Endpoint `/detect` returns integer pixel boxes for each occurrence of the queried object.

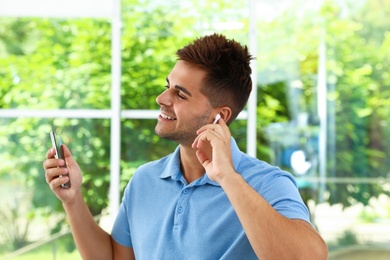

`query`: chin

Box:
[155,128,174,140]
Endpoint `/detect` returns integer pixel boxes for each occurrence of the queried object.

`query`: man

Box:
[44,33,328,259]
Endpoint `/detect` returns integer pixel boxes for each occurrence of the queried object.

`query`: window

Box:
[1,0,389,258]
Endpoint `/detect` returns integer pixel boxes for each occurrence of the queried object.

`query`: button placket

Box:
[173,186,194,229]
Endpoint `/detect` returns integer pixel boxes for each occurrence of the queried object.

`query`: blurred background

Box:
[0,0,389,259]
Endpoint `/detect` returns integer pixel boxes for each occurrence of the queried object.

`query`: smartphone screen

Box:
[50,131,71,188]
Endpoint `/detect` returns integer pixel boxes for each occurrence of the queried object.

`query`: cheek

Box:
[178,108,211,127]
[176,98,213,124]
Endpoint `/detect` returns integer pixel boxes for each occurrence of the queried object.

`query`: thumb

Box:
[61,144,76,166]
[195,149,211,168]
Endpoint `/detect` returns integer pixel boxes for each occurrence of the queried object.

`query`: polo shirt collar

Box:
[159,145,182,180]
[159,137,243,186]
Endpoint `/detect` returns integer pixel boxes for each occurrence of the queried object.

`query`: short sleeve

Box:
[260,172,311,223]
[111,185,133,248]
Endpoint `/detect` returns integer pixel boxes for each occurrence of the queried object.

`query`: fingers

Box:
[46,147,56,159]
[192,129,219,149]
[43,144,74,171]
[193,118,230,150]
[47,170,70,188]
[45,164,69,184]
[43,147,68,186]
[44,147,65,170]
[61,144,77,167]
[62,144,72,158]
[197,116,227,134]
[195,149,211,168]
[43,155,66,170]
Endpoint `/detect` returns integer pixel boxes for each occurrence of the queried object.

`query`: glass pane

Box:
[120,0,249,109]
[259,0,390,257]
[0,18,111,109]
[315,185,390,260]
[0,118,110,256]
[2,0,388,258]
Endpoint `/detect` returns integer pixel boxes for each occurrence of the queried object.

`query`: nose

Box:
[156,89,172,107]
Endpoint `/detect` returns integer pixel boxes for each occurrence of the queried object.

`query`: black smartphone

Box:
[49,131,71,189]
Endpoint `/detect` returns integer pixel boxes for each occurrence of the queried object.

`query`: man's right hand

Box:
[43,144,83,204]
[44,144,119,259]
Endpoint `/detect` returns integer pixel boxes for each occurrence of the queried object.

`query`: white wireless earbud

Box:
[213,114,221,124]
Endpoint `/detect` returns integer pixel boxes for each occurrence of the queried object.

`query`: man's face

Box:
[155,60,214,146]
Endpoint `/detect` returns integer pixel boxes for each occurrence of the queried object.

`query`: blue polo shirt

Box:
[111,138,311,259]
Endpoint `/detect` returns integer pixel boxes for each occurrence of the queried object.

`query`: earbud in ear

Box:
[213,113,221,124]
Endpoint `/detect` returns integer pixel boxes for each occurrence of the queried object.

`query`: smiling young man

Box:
[43,33,328,259]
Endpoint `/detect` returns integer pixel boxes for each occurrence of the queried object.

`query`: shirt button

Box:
[178,207,183,213]
[183,189,189,194]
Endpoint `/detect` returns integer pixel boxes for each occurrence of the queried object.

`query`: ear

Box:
[219,106,232,124]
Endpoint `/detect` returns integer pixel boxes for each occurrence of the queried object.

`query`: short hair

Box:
[176,33,254,124]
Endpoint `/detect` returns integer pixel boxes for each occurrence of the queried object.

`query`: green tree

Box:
[253,0,390,208]
[0,0,250,251]
[2,0,389,253]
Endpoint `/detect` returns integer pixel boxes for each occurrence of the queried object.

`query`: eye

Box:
[177,92,186,100]
[164,85,186,100]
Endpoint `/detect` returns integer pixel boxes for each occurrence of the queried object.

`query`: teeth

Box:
[161,113,176,120]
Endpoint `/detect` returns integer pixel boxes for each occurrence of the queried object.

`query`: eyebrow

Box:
[166,77,192,97]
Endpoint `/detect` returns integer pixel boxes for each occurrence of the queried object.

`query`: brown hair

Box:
[176,33,254,124]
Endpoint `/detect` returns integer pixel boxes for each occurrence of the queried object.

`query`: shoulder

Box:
[237,154,310,221]
[237,152,298,189]
[230,138,292,181]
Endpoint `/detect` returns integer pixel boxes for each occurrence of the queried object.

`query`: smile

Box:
[160,113,177,120]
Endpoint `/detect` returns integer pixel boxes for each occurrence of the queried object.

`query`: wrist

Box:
[62,190,84,210]
[215,169,239,186]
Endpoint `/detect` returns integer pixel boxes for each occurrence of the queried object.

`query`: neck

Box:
[179,145,205,184]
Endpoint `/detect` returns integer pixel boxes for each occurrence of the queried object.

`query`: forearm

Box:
[219,172,328,260]
[63,193,113,260]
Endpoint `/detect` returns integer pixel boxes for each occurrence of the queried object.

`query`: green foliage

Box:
[0,193,31,250]
[254,0,390,207]
[1,0,390,253]
[322,0,390,206]
[0,1,250,249]
[0,233,80,260]
[0,18,112,110]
